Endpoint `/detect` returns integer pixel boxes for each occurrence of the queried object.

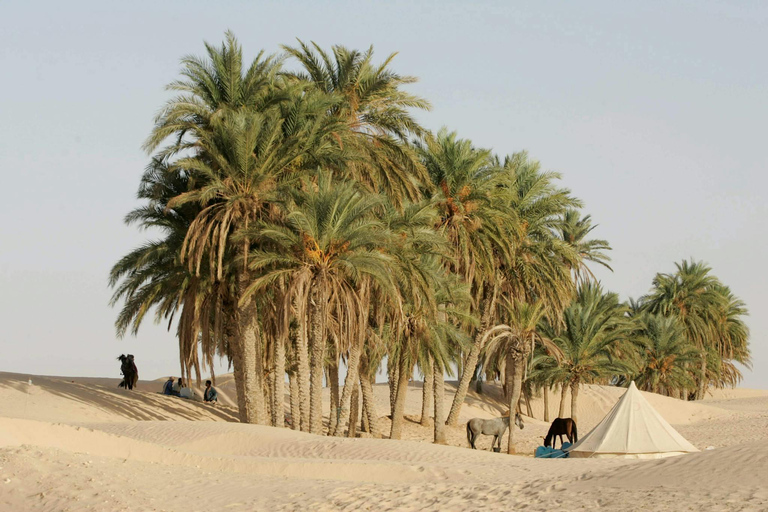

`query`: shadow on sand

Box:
[0,372,239,423]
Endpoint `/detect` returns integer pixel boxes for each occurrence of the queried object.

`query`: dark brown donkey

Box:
[544,418,578,449]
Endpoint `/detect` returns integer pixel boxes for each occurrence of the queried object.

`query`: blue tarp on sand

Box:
[535,442,572,459]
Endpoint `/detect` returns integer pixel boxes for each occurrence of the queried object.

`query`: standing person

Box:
[204,380,218,404]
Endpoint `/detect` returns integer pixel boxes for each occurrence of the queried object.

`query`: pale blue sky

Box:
[1,1,765,388]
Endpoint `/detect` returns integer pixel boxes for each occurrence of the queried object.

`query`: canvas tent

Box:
[568,382,699,459]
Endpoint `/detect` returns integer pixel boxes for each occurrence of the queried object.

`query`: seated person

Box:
[163,377,176,396]
[172,378,183,396]
[204,380,218,403]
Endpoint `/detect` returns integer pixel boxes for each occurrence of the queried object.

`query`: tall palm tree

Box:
[244,172,400,434]
[116,33,347,424]
[488,152,581,441]
[535,282,631,425]
[162,94,344,424]
[283,41,431,204]
[109,158,236,388]
[415,129,514,426]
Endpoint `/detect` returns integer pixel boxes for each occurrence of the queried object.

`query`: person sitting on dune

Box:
[163,377,177,396]
[204,380,218,404]
[172,377,183,396]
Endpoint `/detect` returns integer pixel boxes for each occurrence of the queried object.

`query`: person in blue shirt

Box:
[204,380,218,403]
[162,377,175,396]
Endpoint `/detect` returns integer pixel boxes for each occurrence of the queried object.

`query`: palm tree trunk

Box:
[296,310,311,433]
[420,357,434,426]
[523,385,534,418]
[348,383,360,438]
[388,355,399,418]
[558,384,568,418]
[696,353,707,400]
[272,335,286,428]
[359,355,380,437]
[328,362,340,434]
[289,369,300,430]
[543,385,550,422]
[308,282,328,435]
[236,271,266,424]
[360,400,369,433]
[433,364,447,444]
[265,368,273,423]
[446,282,497,426]
[332,338,362,436]
[230,338,247,422]
[506,354,524,454]
[390,349,412,440]
[570,381,580,425]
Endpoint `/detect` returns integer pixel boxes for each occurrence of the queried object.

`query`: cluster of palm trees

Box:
[528,260,750,429]
[110,33,749,454]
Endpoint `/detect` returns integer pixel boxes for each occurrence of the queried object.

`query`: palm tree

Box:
[283,41,431,204]
[389,263,473,439]
[641,260,726,399]
[244,172,399,434]
[482,299,559,453]
[710,284,751,387]
[535,282,631,425]
[629,312,699,395]
[486,152,581,442]
[558,209,612,282]
[110,157,241,388]
[415,129,514,426]
[497,152,581,315]
[144,31,285,161]
[116,33,348,424]
[162,94,344,424]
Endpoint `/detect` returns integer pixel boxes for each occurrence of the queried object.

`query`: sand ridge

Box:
[0,371,766,511]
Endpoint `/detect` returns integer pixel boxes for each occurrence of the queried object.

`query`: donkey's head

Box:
[514,411,525,430]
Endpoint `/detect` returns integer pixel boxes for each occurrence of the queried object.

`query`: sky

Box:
[0,1,765,388]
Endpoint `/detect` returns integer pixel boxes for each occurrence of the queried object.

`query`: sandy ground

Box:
[0,371,766,511]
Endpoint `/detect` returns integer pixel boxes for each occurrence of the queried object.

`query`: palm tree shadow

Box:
[0,373,239,423]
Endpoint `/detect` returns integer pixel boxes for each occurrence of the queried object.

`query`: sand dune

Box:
[1,371,766,511]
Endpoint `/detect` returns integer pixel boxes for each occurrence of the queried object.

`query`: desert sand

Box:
[1,371,766,511]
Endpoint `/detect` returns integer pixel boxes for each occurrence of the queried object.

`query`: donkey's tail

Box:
[466,422,472,447]
[572,421,578,443]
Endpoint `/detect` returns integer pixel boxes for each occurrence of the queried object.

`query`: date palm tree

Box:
[487,152,581,440]
[144,31,286,161]
[629,312,700,395]
[641,260,726,399]
[283,41,431,204]
[558,209,612,283]
[161,94,344,424]
[244,172,400,434]
[415,128,514,426]
[536,282,631,425]
[109,158,237,389]
[481,299,559,453]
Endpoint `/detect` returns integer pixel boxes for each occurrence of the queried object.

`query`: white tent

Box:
[568,382,699,459]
